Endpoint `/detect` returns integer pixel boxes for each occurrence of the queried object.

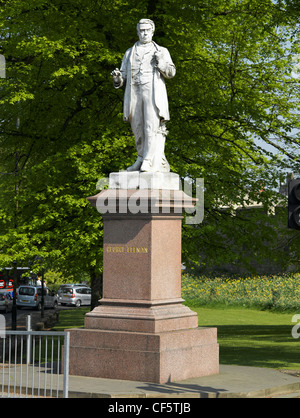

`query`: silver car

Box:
[17,286,58,310]
[0,291,13,313]
[59,286,91,307]
[57,284,88,301]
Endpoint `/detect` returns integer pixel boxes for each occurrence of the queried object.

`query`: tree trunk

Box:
[90,268,102,311]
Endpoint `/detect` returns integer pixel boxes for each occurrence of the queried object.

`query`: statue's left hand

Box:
[154,51,164,66]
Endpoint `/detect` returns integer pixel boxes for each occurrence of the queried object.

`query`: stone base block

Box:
[67,327,219,384]
[85,299,199,333]
[109,171,180,190]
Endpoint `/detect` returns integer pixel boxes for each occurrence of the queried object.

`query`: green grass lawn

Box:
[53,305,300,370]
[192,305,300,370]
[52,307,89,331]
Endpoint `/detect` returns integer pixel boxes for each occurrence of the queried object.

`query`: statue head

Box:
[137,19,155,44]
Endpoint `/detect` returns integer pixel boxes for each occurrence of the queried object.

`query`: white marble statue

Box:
[111,19,176,172]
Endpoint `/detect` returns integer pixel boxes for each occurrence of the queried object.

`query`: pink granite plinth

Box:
[67,186,219,383]
[67,327,219,384]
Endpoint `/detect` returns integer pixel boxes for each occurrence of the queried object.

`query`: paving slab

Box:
[66,365,300,398]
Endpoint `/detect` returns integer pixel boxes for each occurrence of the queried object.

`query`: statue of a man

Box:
[111,19,176,173]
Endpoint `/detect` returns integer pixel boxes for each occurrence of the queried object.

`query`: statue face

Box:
[137,23,154,44]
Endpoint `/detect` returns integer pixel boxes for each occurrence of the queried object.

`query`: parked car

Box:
[57,284,88,302]
[58,286,91,307]
[0,291,13,313]
[16,286,58,310]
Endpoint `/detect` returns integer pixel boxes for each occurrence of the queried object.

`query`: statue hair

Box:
[137,19,155,33]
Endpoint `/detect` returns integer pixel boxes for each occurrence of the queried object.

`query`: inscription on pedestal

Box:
[106,245,149,254]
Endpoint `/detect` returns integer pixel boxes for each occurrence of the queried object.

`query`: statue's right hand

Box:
[111,68,121,78]
[111,68,123,88]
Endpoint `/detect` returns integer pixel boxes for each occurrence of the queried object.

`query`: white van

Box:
[17,286,58,310]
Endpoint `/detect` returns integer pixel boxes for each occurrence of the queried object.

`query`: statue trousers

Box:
[129,81,161,164]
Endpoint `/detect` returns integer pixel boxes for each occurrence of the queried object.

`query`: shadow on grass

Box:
[215,325,300,369]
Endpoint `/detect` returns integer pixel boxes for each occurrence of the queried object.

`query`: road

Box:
[0,305,75,330]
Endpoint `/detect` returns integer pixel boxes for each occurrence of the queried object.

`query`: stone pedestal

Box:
[67,172,219,383]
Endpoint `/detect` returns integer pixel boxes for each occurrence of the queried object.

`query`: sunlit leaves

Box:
[0,0,300,277]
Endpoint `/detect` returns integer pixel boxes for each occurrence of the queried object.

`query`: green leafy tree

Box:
[0,0,299,297]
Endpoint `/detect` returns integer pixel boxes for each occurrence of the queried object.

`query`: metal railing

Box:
[1,329,69,398]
